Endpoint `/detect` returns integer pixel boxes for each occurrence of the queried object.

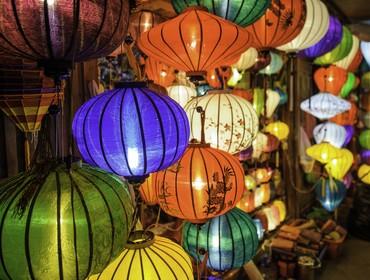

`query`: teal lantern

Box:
[259,52,284,75]
[314,26,353,65]
[359,130,370,149]
[315,178,346,212]
[340,72,356,98]
[182,208,258,271]
[0,162,134,280]
[171,0,270,27]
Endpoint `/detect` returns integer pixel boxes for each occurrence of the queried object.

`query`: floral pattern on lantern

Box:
[315,178,346,212]
[313,122,347,148]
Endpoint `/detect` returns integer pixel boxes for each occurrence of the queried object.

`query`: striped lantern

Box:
[334,35,360,70]
[259,52,284,75]
[90,231,193,280]
[232,48,259,71]
[0,162,134,280]
[128,10,165,42]
[182,208,258,271]
[167,84,197,108]
[315,178,346,212]
[314,65,348,96]
[139,174,158,206]
[145,56,177,88]
[313,122,347,148]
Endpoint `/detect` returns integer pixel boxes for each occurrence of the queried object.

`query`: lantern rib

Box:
[169,161,187,218]
[198,148,212,216]
[195,9,203,71]
[189,147,199,219]
[43,0,55,59]
[110,248,130,279]
[178,14,197,72]
[229,211,246,263]
[0,34,34,60]
[138,249,145,279]
[55,173,64,279]
[224,94,234,152]
[224,214,236,269]
[146,247,178,278]
[125,249,137,279]
[142,248,161,279]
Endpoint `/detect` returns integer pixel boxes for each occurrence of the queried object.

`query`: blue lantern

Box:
[73,82,190,180]
[315,178,346,212]
[253,218,265,240]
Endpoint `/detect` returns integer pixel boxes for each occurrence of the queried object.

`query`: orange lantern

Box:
[245,0,306,50]
[250,167,273,184]
[206,66,232,88]
[348,49,363,72]
[145,56,176,88]
[236,190,255,213]
[260,183,271,204]
[314,65,348,95]
[138,7,252,75]
[330,102,358,125]
[139,174,158,206]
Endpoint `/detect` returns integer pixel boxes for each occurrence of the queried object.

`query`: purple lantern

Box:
[239,146,253,161]
[343,125,355,147]
[299,16,343,59]
[361,150,370,165]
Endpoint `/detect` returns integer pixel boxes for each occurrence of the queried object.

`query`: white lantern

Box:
[184,90,259,154]
[277,0,329,53]
[313,122,347,148]
[335,35,360,70]
[259,52,283,75]
[167,84,197,108]
[300,93,351,119]
[361,41,370,66]
[252,132,268,159]
[232,47,258,71]
[266,89,281,118]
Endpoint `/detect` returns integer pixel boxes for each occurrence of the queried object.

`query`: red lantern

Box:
[314,65,348,95]
[330,102,358,125]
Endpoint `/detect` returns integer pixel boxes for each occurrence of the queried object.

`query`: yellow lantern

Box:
[260,183,271,203]
[254,187,264,208]
[306,143,341,164]
[250,167,273,184]
[265,121,290,141]
[273,200,287,222]
[358,164,370,184]
[324,148,354,180]
[245,175,257,191]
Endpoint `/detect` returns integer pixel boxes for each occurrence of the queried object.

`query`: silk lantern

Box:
[184,90,259,154]
[171,0,270,27]
[314,26,353,65]
[260,183,272,204]
[359,130,370,149]
[340,72,356,98]
[265,121,290,141]
[128,10,165,42]
[299,16,343,59]
[329,102,358,126]
[138,7,252,74]
[155,142,245,223]
[277,0,329,53]
[265,89,281,118]
[89,231,193,280]
[315,178,346,212]
[324,148,354,180]
[72,82,190,180]
[334,35,360,70]
[313,122,347,148]
[139,174,158,206]
[236,190,255,213]
[145,56,177,88]
[245,0,306,50]
[252,132,269,159]
[343,125,355,146]
[314,65,348,95]
[167,84,197,108]
[358,164,370,184]
[182,208,258,271]
[227,68,244,87]
[300,93,351,119]
[348,49,363,72]
[259,52,284,75]
[233,48,259,71]
[361,41,370,67]
[0,162,134,280]
[306,143,341,164]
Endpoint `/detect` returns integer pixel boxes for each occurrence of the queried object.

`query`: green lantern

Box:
[359,130,370,149]
[182,208,258,271]
[253,88,265,117]
[171,0,270,27]
[340,72,356,98]
[314,26,353,65]
[0,162,134,280]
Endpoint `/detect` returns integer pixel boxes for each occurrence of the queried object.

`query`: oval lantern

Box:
[340,72,356,98]
[313,122,347,148]
[324,148,354,180]
[236,190,255,213]
[245,0,306,50]
[361,150,370,165]
[138,7,252,74]
[277,0,329,53]
[273,200,287,222]
[155,142,245,223]
[233,48,259,71]
[300,93,351,119]
[260,183,271,204]
[259,52,284,75]
[361,41,370,67]
[139,174,158,206]
[347,49,363,72]
[184,90,259,154]
[358,164,370,184]
[72,82,190,179]
[299,16,343,59]
[359,130,370,149]
[314,65,348,95]
[334,35,360,70]
[306,142,341,164]
[264,121,290,141]
[343,125,355,146]
[265,89,282,118]
[167,84,197,108]
[0,162,134,280]
[145,56,177,88]
[182,208,258,271]
[315,178,346,212]
[171,0,270,27]
[89,231,193,280]
[314,26,353,65]
[329,102,358,126]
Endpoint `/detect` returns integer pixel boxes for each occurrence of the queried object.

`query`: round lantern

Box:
[139,174,158,206]
[306,143,341,164]
[233,48,259,71]
[236,190,255,213]
[182,208,258,271]
[329,102,358,126]
[361,150,370,165]
[313,122,347,148]
[138,7,252,74]
[155,142,245,223]
[340,72,356,98]
[299,16,342,59]
[264,121,290,141]
[315,178,346,212]
[171,0,270,27]
[0,162,134,280]
[0,0,129,76]
[167,84,197,108]
[359,130,370,149]
[324,148,354,180]
[245,0,306,50]
[90,231,193,280]
[314,26,353,65]
[277,0,329,53]
[259,52,284,75]
[361,41,370,67]
[145,56,177,88]
[253,219,265,240]
[362,72,370,89]
[260,183,271,203]
[300,93,351,119]
[128,10,165,42]
[184,90,259,154]
[72,82,190,179]
[334,35,360,70]
[348,49,363,72]
[273,200,287,222]
[358,164,370,184]
[314,65,348,95]
[343,125,355,146]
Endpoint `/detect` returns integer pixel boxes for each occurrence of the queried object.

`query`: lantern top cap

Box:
[125,230,155,249]
[182,6,209,13]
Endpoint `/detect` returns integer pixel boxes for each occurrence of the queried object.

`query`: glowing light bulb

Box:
[192,177,206,190]
[327,76,334,82]
[160,70,167,77]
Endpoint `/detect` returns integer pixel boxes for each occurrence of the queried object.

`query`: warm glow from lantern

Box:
[265,121,289,141]
[244,175,257,191]
[328,76,334,82]
[160,70,167,77]
[193,177,206,191]
[128,147,140,169]
[306,143,341,164]
[324,148,353,180]
[227,68,243,87]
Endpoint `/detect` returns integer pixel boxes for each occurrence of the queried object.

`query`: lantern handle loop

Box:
[196,106,206,144]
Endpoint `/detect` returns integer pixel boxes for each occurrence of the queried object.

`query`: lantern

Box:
[362,72,370,89]
[359,130,370,149]
[347,49,363,72]
[264,133,280,153]
[253,88,265,117]
[343,125,355,146]
[233,48,259,71]
[334,35,360,70]
[245,0,306,50]
[329,102,358,126]
[207,66,232,88]
[263,207,279,231]
[90,231,193,280]
[250,52,272,72]
[259,52,284,75]
[0,162,134,280]
[236,190,255,213]
[139,174,158,206]
[250,168,273,184]
[260,183,271,204]
[0,0,129,76]
[361,150,370,165]
[315,178,346,212]
[254,187,264,208]
[255,211,268,231]
[313,122,347,148]
[184,90,259,154]
[155,142,245,223]
[227,68,244,87]
[145,56,177,88]
[324,148,354,180]
[244,175,257,191]
[264,121,290,141]
[128,10,165,42]
[167,84,197,108]
[72,82,190,179]
[299,16,342,59]
[358,164,370,184]
[313,65,348,95]
[314,26,353,65]
[306,143,341,164]
[265,89,281,118]
[253,219,265,240]
[277,0,329,53]
[340,72,356,98]
[276,87,288,105]
[182,208,258,271]
[300,93,351,119]
[171,0,270,27]
[138,7,252,74]
[252,132,268,159]
[273,200,287,222]
[361,41,370,67]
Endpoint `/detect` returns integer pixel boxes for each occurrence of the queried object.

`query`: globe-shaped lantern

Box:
[89,231,194,280]
[72,82,190,180]
[184,90,259,154]
[361,41,370,67]
[145,56,177,88]
[324,148,354,180]
[340,72,356,98]
[347,49,363,72]
[232,48,259,72]
[359,130,370,149]
[167,84,197,108]
[245,0,306,50]
[0,162,134,280]
[334,35,360,70]
[259,52,284,75]
[306,142,341,164]
[358,164,370,184]
[329,102,358,126]
[314,65,348,96]
[313,122,347,148]
[277,0,329,53]
[182,208,258,271]
[315,178,346,212]
[299,16,343,59]
[171,0,270,27]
